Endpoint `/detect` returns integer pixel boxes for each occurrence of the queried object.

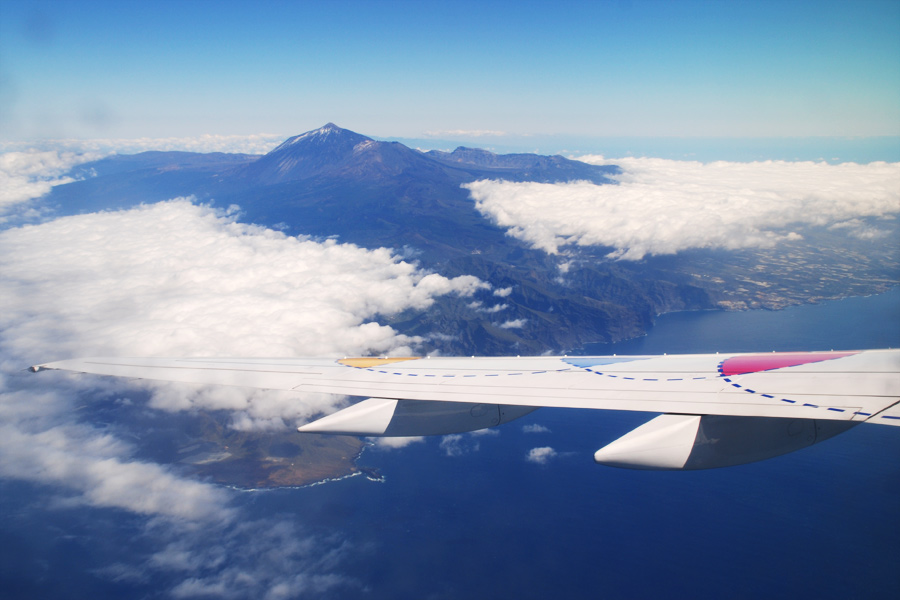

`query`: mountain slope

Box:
[426,146,618,183]
[237,123,617,186]
[43,124,718,354]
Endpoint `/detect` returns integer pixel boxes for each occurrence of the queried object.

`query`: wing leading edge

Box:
[32,350,900,469]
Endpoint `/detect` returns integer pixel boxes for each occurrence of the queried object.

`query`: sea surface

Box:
[253,288,900,599]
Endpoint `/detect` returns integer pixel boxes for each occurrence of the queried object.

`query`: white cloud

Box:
[496,319,527,329]
[0,421,235,522]
[469,427,501,437]
[439,428,498,456]
[368,436,425,449]
[526,446,558,464]
[145,382,341,431]
[493,287,513,298]
[828,218,891,240]
[0,149,99,214]
[1,368,359,595]
[522,424,551,434]
[111,517,356,598]
[468,300,508,314]
[1,199,484,366]
[408,272,488,306]
[0,134,284,217]
[464,158,900,259]
[0,134,284,156]
[439,434,467,456]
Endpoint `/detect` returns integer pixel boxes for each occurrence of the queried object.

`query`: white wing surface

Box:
[33,350,900,469]
[32,350,900,423]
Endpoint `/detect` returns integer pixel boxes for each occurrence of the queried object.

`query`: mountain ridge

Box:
[236,123,618,186]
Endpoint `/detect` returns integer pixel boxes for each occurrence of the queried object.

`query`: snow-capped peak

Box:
[284,123,342,146]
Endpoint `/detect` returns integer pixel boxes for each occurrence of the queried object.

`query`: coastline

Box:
[576,286,900,355]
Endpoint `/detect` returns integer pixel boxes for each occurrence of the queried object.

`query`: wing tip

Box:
[28,360,79,373]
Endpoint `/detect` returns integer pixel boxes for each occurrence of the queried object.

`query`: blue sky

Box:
[1,0,898,143]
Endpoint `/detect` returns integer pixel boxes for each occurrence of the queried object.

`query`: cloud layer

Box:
[0,133,284,156]
[0,135,284,218]
[465,158,900,259]
[0,194,489,594]
[1,199,484,364]
[0,149,99,214]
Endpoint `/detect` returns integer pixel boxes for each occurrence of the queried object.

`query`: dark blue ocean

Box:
[252,289,900,599]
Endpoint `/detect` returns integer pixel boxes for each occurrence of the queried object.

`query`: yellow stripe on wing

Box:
[338,357,420,368]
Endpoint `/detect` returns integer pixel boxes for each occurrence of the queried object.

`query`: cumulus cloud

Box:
[368,436,426,449]
[439,428,499,456]
[468,300,508,314]
[526,446,558,464]
[1,199,484,366]
[522,424,551,434]
[496,319,527,330]
[439,434,467,456]
[464,158,900,259]
[493,287,513,298]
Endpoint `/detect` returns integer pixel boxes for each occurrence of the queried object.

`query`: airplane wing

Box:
[32,349,900,470]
